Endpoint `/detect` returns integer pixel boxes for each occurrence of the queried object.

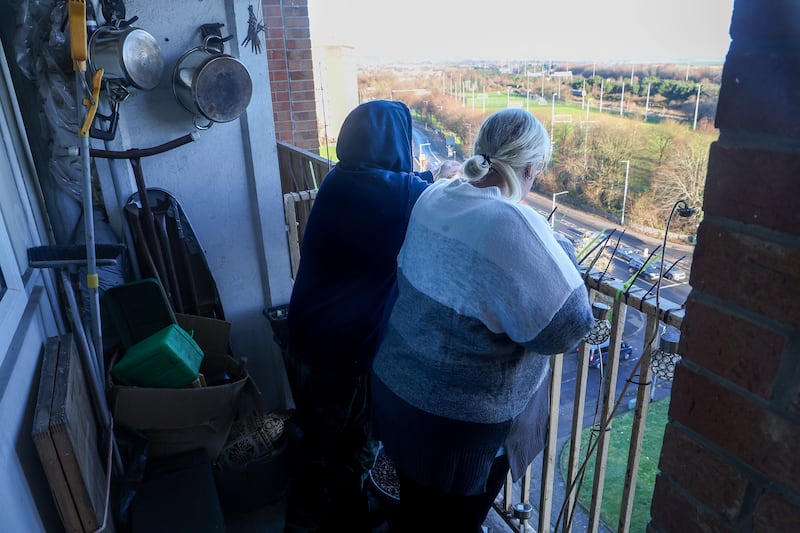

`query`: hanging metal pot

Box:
[88,21,164,91]
[172,36,253,130]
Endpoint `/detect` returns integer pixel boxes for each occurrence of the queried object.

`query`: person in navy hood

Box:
[284,100,435,532]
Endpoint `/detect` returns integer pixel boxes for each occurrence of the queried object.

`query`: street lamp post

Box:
[620,160,630,225]
[551,190,568,229]
[599,80,604,113]
[418,142,431,170]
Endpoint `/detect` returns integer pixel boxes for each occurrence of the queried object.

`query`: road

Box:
[522,192,687,435]
[412,121,450,171]
[523,192,692,308]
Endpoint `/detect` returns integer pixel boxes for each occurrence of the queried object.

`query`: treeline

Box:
[572,76,719,103]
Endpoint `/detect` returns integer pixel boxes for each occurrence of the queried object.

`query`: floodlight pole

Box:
[693,84,702,130]
[551,93,556,152]
[621,160,630,225]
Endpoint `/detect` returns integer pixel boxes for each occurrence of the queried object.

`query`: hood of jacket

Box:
[335,100,414,173]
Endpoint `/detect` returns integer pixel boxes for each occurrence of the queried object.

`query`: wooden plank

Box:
[502,472,513,515]
[617,313,659,532]
[587,295,627,533]
[284,193,301,279]
[565,338,591,531]
[50,334,111,532]
[283,190,317,279]
[32,336,83,532]
[538,352,563,532]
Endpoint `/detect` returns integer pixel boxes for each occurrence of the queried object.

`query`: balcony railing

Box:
[277,142,684,532]
[493,266,684,533]
[276,141,330,277]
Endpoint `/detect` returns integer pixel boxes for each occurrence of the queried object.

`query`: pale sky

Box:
[308,0,735,64]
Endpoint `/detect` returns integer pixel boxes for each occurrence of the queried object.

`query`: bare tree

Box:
[651,134,710,230]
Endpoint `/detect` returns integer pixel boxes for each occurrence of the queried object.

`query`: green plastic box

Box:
[111,323,204,388]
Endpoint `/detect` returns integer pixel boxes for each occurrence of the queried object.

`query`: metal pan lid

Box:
[121,29,164,90]
[194,56,253,123]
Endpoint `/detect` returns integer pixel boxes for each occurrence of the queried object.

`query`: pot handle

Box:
[202,34,233,54]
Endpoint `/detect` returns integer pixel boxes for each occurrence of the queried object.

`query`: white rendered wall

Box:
[92,1,293,410]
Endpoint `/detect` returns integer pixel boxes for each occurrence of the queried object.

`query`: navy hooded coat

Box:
[287,100,433,375]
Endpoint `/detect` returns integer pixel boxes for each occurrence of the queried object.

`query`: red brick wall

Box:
[262,0,319,152]
[649,0,800,530]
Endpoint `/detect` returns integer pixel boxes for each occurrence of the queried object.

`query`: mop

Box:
[67,0,123,477]
[69,0,104,369]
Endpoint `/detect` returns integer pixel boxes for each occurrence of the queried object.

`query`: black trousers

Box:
[283,352,381,532]
[393,454,510,533]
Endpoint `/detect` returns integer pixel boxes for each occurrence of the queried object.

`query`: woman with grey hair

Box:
[461,107,550,202]
[371,108,593,532]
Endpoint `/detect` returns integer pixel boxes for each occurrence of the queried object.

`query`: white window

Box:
[0,41,36,356]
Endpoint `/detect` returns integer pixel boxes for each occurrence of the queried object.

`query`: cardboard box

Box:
[110,314,259,461]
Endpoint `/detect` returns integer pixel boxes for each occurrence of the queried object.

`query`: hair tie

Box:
[481,154,492,167]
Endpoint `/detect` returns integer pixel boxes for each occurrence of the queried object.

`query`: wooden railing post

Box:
[586,294,628,532]
[538,352,564,532]
[617,312,659,531]
[563,302,593,531]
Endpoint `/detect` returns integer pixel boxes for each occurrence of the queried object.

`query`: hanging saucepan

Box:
[88,19,164,91]
[172,36,253,130]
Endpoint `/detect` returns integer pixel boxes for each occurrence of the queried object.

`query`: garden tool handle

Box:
[68,0,88,72]
[80,69,103,138]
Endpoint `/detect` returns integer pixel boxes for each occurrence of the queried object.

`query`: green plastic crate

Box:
[111,324,204,388]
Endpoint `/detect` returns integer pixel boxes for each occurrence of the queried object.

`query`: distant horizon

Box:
[352,56,727,68]
[309,0,734,65]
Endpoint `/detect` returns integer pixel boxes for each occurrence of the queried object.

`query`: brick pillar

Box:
[649,1,800,531]
[263,0,319,152]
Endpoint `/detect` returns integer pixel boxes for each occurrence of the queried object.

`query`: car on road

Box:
[577,338,634,368]
[654,260,688,281]
[628,255,661,281]
[628,256,688,282]
[615,247,637,263]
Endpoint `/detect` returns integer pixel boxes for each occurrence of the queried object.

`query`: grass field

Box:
[559,398,670,532]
